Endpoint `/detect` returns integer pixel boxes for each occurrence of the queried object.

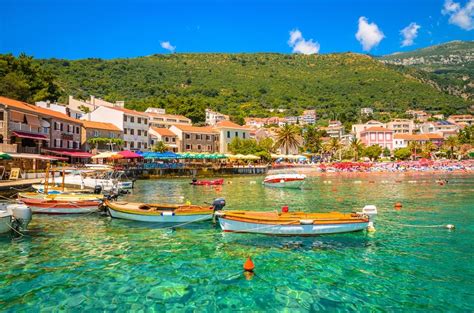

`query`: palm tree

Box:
[303,125,322,154]
[152,141,168,153]
[422,141,436,159]
[408,141,421,160]
[275,124,301,155]
[350,138,364,161]
[328,137,342,161]
[444,136,459,159]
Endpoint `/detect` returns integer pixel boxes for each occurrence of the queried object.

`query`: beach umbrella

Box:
[91,152,118,159]
[118,150,143,159]
[0,152,12,160]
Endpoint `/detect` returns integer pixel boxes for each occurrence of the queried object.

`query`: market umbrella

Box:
[118,150,143,159]
[91,152,118,159]
[0,152,12,160]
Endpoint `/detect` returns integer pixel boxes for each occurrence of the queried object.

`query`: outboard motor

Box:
[94,185,102,195]
[10,204,32,231]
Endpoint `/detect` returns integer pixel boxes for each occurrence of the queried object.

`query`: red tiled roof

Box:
[215,120,250,130]
[362,126,393,132]
[393,133,443,140]
[172,124,218,134]
[0,96,82,124]
[81,120,121,131]
[109,106,148,117]
[150,127,177,136]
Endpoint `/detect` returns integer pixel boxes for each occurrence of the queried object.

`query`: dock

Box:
[0,178,42,192]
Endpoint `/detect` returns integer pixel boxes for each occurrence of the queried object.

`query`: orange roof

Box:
[172,124,218,134]
[109,106,148,117]
[393,133,443,140]
[82,120,121,131]
[362,126,392,132]
[150,127,177,137]
[448,114,473,119]
[215,120,250,130]
[0,96,82,124]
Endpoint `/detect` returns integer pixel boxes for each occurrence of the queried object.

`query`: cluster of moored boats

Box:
[1,168,378,236]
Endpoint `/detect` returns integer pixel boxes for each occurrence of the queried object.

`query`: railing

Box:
[0,143,17,153]
[10,122,40,133]
[17,146,40,154]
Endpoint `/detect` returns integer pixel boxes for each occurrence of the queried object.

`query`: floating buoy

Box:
[243,257,255,272]
[281,206,289,213]
[445,224,455,230]
[394,202,403,209]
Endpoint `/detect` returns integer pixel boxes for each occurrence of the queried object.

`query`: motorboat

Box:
[106,198,226,223]
[44,169,134,192]
[32,184,93,194]
[0,202,32,234]
[190,178,224,186]
[263,173,306,189]
[215,205,377,236]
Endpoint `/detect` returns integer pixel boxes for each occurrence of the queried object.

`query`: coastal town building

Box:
[0,96,88,159]
[447,114,474,125]
[148,127,179,152]
[360,126,393,150]
[352,120,385,139]
[213,120,251,154]
[360,107,374,116]
[386,119,415,135]
[169,125,219,153]
[323,120,345,138]
[393,133,444,150]
[406,110,431,122]
[244,117,267,129]
[81,120,123,152]
[145,108,191,129]
[68,95,125,113]
[205,109,229,126]
[36,101,83,119]
[419,121,460,139]
[84,106,150,151]
[300,110,317,125]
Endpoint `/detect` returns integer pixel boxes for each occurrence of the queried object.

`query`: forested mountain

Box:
[380,41,474,100]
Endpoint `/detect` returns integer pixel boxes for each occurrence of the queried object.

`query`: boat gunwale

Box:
[106,201,213,216]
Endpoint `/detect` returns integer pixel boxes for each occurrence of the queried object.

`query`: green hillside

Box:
[25,52,473,123]
[380,41,474,100]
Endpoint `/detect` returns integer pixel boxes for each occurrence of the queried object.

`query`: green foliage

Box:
[363,145,383,161]
[350,138,365,161]
[458,125,474,145]
[87,137,124,147]
[37,52,470,123]
[228,137,274,158]
[0,53,60,103]
[303,125,323,153]
[394,147,412,160]
[152,141,168,152]
[275,124,301,155]
[383,147,391,157]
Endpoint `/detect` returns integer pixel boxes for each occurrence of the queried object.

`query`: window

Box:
[123,116,127,122]
[130,117,134,123]
[67,125,72,133]
[54,122,59,130]
[76,126,80,134]
[370,133,376,140]
[144,143,147,149]
[110,132,115,138]
[385,133,391,140]
[378,133,383,140]
[138,130,142,136]
[206,135,210,141]
[138,118,142,124]
[186,144,191,150]
[172,138,176,142]
[243,133,246,139]
[130,129,134,135]
[208,145,211,151]
[144,131,147,137]
[165,137,169,142]
[185,134,191,139]
[60,123,63,131]
[235,132,238,137]
[144,119,147,124]
[124,128,127,135]
[227,131,230,138]
[73,141,78,149]
[197,144,201,150]
[93,130,99,137]
[130,142,134,149]
[196,134,201,140]
[138,142,141,149]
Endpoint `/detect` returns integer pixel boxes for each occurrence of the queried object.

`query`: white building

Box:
[205,109,229,126]
[68,95,125,113]
[36,101,83,119]
[213,120,251,154]
[300,110,316,125]
[323,120,345,138]
[84,106,150,151]
[386,119,415,135]
[352,120,385,139]
[360,108,374,116]
[146,111,191,128]
[419,121,460,139]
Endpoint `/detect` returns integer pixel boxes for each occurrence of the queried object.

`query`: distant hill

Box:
[36,52,471,124]
[379,41,474,100]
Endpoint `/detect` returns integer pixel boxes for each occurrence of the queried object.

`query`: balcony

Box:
[0,143,17,153]
[17,146,40,154]
[9,122,50,135]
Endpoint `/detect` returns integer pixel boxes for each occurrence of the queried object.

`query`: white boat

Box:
[44,169,134,192]
[215,205,377,236]
[263,173,306,189]
[0,203,32,234]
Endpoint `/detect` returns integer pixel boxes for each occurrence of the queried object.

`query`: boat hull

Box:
[108,206,212,223]
[218,217,369,236]
[20,198,101,214]
[263,179,305,189]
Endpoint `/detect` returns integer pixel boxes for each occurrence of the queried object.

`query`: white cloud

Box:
[442,0,474,30]
[355,17,385,51]
[160,41,176,52]
[401,22,421,47]
[287,29,320,55]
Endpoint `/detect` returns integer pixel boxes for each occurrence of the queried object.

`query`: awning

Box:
[8,153,68,161]
[43,149,93,158]
[10,111,25,122]
[25,114,40,127]
[12,131,49,140]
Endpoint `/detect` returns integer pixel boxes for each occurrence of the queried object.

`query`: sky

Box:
[1,0,473,59]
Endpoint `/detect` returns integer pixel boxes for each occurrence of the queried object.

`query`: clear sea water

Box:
[1,173,473,312]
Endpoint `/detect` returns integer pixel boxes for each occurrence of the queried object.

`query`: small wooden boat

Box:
[106,200,218,223]
[32,184,93,194]
[263,173,306,189]
[215,205,377,236]
[19,197,102,214]
[190,178,224,186]
[18,192,104,201]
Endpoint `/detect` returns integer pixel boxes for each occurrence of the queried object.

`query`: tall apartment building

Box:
[145,108,192,128]
[169,125,219,152]
[205,109,229,126]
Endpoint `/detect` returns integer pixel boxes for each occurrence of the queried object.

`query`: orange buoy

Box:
[243,257,255,272]
[394,202,403,209]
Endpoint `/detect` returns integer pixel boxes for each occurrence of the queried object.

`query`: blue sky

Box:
[1,0,472,59]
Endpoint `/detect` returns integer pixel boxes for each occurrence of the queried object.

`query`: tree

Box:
[78,105,91,114]
[303,125,322,153]
[152,141,168,152]
[350,138,364,161]
[275,124,301,155]
[327,137,342,161]
[383,147,391,158]
[408,141,421,160]
[394,147,412,160]
[258,137,275,153]
[363,145,383,161]
[444,136,459,159]
[422,141,436,159]
[458,125,474,145]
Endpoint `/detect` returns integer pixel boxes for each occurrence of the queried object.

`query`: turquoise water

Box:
[1,174,474,311]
